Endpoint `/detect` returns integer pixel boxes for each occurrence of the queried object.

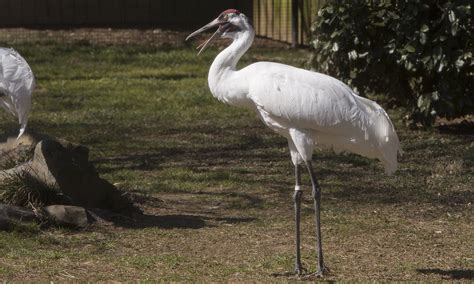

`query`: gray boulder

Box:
[0,216,11,230]
[0,136,137,214]
[0,203,37,222]
[29,139,136,213]
[43,205,91,228]
[0,203,38,230]
[0,133,39,170]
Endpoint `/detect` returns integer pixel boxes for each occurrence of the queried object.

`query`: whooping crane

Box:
[186,9,401,278]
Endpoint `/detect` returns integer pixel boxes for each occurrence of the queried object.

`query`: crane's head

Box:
[186,9,251,55]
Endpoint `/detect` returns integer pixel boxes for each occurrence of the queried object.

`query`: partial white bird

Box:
[0,48,35,138]
[187,9,401,279]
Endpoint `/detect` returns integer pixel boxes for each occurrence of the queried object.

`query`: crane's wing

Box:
[246,62,366,130]
[244,62,401,174]
[0,48,35,138]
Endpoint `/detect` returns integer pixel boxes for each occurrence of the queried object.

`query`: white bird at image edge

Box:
[0,48,35,139]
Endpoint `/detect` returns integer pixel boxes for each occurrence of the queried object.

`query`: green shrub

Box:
[311,1,473,126]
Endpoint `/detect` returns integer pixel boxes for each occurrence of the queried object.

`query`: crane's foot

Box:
[271,266,307,278]
[301,265,330,280]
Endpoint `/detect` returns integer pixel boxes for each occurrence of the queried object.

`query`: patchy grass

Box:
[0,42,472,282]
[0,171,62,209]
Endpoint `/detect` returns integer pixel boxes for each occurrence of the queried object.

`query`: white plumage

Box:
[187,9,402,278]
[240,61,401,174]
[0,48,35,138]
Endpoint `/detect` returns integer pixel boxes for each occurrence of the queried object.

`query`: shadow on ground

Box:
[437,121,474,135]
[417,268,474,280]
[89,208,255,230]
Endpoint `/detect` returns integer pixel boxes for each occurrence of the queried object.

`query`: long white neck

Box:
[208,28,255,104]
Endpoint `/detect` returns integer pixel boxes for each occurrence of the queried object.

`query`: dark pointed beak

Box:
[186,18,224,55]
[186,18,221,41]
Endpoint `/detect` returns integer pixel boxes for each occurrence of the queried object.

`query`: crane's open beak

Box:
[186,18,224,55]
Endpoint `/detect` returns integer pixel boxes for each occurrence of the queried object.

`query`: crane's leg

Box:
[271,164,306,278]
[303,161,329,279]
[293,163,305,275]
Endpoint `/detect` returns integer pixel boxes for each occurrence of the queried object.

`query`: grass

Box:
[0,41,472,281]
[0,170,63,209]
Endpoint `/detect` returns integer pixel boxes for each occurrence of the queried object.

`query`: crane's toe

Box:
[295,267,307,277]
[271,266,307,278]
[301,266,330,280]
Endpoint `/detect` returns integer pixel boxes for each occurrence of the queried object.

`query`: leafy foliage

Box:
[311,0,473,126]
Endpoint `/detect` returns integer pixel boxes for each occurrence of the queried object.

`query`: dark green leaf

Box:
[451,23,458,36]
[406,45,416,53]
[310,1,472,126]
[434,46,443,60]
[422,56,431,64]
[448,10,456,22]
[420,33,427,45]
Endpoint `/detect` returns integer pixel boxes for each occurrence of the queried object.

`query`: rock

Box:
[28,139,136,213]
[0,203,38,230]
[0,203,37,222]
[43,205,91,228]
[0,162,32,182]
[29,139,91,190]
[0,216,11,230]
[0,136,138,215]
[0,132,41,152]
[0,133,39,170]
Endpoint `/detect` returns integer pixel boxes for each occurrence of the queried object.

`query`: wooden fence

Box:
[0,0,253,29]
[0,0,324,46]
[253,0,325,46]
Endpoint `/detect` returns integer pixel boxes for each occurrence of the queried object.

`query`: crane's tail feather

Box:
[17,122,26,139]
[312,94,402,175]
[16,100,30,139]
[353,95,402,175]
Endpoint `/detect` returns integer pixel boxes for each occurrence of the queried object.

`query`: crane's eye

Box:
[218,14,228,21]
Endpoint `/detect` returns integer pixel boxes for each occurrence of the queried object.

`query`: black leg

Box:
[271,164,306,278]
[293,164,304,275]
[304,161,328,278]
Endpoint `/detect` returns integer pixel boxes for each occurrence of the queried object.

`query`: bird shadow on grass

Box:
[129,213,255,229]
[437,120,474,135]
[417,268,474,280]
[89,208,255,230]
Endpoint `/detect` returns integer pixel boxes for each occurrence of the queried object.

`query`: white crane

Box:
[187,9,401,279]
[0,48,35,139]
